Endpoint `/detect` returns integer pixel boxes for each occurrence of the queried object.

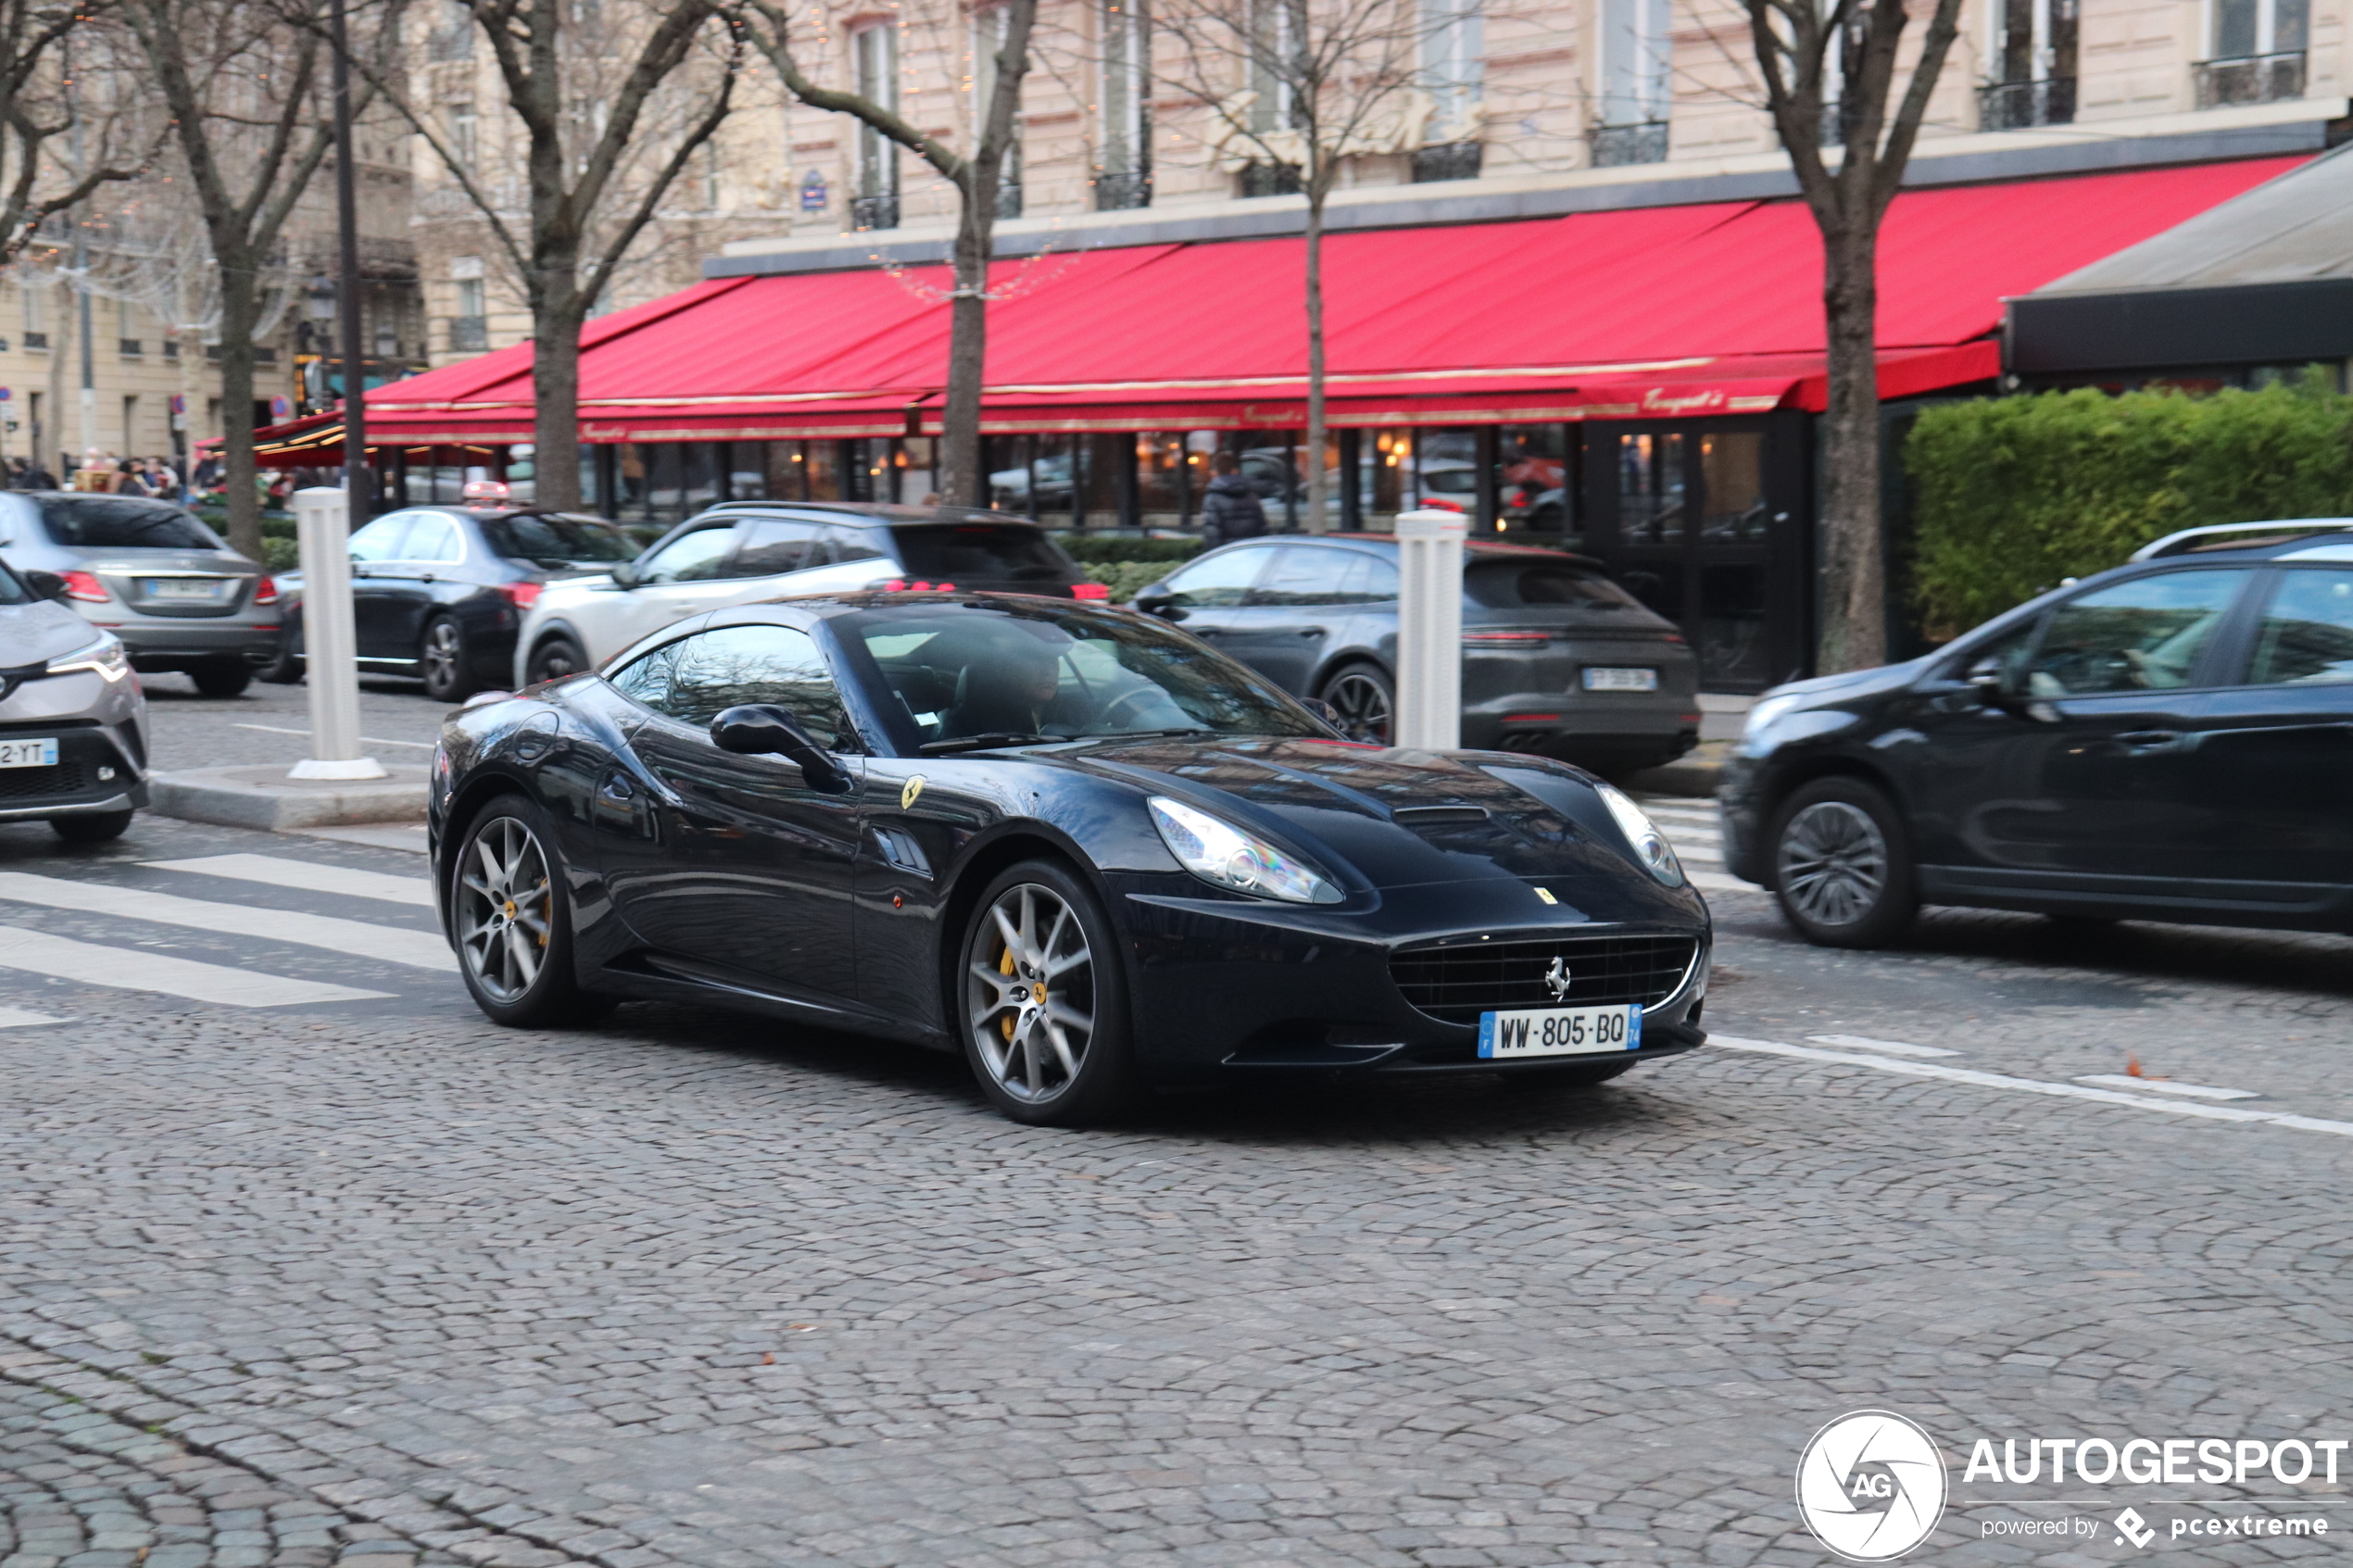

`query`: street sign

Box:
[799,171,828,212]
[0,387,11,401]
[169,394,185,414]
[270,395,292,420]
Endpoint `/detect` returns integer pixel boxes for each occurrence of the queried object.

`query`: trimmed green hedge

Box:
[1907,381,2353,636]
[1054,534,1206,564]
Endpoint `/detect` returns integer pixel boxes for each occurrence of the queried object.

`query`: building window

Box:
[447,101,477,169]
[2198,0,2308,104]
[1417,0,1482,179]
[1592,0,1670,166]
[1096,0,1151,210]
[1246,0,1295,135]
[1239,160,1302,197]
[974,7,1026,217]
[851,21,900,230]
[428,0,473,60]
[1981,0,2077,127]
[452,273,486,351]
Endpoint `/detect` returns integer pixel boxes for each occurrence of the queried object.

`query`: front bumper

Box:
[112,621,283,668]
[1114,872,1710,1083]
[0,723,148,820]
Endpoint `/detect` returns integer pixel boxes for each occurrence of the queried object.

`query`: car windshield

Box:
[480,512,637,566]
[36,496,221,550]
[1466,559,1642,609]
[887,522,1071,583]
[834,600,1326,750]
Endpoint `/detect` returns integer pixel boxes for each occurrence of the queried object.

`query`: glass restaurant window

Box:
[1617,432,1685,545]
[1496,426,1574,544]
[1138,433,1188,528]
[1700,431,1768,542]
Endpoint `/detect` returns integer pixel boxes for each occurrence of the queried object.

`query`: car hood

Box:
[0,598,107,663]
[1758,655,1931,709]
[1053,734,1696,906]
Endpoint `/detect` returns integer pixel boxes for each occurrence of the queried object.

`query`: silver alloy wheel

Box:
[457,816,553,1003]
[1323,670,1392,745]
[422,619,462,692]
[967,883,1095,1103]
[1776,800,1889,928]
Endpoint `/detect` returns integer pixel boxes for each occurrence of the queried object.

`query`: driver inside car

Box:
[943,636,1069,738]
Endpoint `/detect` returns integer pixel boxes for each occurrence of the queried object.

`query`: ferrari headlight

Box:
[1594,782,1685,888]
[48,633,132,683]
[1148,797,1342,905]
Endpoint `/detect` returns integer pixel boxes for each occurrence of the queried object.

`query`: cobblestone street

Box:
[4,798,2352,1566]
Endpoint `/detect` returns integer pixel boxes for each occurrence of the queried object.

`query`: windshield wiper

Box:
[918,731,1056,754]
[1076,727,1216,741]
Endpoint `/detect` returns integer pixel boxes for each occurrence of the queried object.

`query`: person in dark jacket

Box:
[1199,451,1267,547]
[13,457,56,489]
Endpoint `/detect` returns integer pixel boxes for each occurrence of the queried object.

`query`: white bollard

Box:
[288,486,385,781]
[1392,508,1467,751]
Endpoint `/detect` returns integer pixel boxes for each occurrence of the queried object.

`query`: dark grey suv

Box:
[1133,535,1700,771]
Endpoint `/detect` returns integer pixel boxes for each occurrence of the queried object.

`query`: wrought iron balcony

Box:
[1093,169,1152,210]
[1979,76,2077,129]
[850,194,900,231]
[1411,141,1484,182]
[1590,120,1669,168]
[1238,161,1302,198]
[2195,50,2305,107]
[22,332,46,350]
[118,338,143,357]
[449,316,489,352]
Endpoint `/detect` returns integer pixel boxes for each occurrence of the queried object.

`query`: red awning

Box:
[254,156,2301,460]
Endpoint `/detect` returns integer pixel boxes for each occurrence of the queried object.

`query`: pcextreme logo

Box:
[1796,1411,1949,1562]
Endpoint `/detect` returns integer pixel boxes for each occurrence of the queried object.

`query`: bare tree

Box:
[742,0,1036,508]
[1745,0,1963,670]
[356,0,739,510]
[0,0,149,266]
[1148,0,1441,533]
[122,0,370,556]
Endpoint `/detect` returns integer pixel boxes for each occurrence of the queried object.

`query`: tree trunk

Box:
[44,276,68,476]
[1302,185,1327,534]
[215,264,263,561]
[1818,224,1886,672]
[940,175,995,508]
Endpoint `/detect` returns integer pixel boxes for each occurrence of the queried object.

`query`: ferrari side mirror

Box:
[711,703,854,794]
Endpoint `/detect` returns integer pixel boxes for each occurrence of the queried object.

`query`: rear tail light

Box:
[59,570,109,603]
[1421,497,1466,513]
[1461,630,1552,646]
[1504,712,1562,723]
[1071,582,1111,601]
[499,581,543,609]
[252,575,280,606]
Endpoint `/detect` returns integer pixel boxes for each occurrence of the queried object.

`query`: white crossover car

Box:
[511,502,1092,686]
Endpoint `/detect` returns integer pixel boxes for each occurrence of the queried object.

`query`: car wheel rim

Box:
[1324,672,1392,745]
[1777,801,1888,927]
[538,645,578,681]
[457,816,553,1004]
[967,883,1094,1104]
[424,622,459,689]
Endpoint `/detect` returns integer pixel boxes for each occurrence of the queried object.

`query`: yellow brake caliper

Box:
[999,945,1017,1041]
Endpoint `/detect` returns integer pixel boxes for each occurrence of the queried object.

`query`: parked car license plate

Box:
[1478,1003,1642,1059]
[142,578,231,601]
[0,738,59,769]
[1582,666,1659,691]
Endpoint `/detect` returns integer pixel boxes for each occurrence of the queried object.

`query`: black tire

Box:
[957,858,1138,1126]
[1768,775,1918,948]
[420,615,476,702]
[448,793,608,1026]
[50,809,132,845]
[190,660,252,698]
[526,634,589,685]
[1317,662,1394,746]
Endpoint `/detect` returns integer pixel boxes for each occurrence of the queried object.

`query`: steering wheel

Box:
[1093,686,1165,731]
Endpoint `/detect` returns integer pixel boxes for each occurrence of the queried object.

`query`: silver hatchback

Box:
[0,558,148,842]
[0,491,280,697]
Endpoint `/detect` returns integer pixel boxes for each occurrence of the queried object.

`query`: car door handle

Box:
[2114,730,2182,749]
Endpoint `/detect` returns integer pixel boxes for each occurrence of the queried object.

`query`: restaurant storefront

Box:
[255,155,2302,691]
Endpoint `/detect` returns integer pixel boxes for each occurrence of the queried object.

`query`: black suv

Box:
[1724,520,2353,946]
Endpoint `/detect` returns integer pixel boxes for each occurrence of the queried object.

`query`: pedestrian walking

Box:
[1199,451,1266,548]
[18,456,56,489]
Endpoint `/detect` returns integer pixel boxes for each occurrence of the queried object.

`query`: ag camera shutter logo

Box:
[1796,1411,1948,1561]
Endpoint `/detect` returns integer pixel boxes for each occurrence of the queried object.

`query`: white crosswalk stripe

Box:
[0,924,391,1008]
[0,872,454,972]
[141,853,435,908]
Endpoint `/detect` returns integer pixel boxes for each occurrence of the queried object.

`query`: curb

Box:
[148,764,433,831]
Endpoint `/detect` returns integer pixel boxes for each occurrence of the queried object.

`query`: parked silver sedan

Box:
[0,492,279,697]
[0,558,148,842]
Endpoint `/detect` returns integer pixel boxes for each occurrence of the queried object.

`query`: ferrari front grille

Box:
[1388,933,1700,1025]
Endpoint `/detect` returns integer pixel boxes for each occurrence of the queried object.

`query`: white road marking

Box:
[0,925,391,1008]
[1807,1034,1961,1059]
[294,824,432,855]
[0,872,453,972]
[1714,1035,2353,1139]
[232,721,434,748]
[2076,1074,2259,1101]
[1689,870,1750,893]
[0,1006,67,1027]
[141,854,434,908]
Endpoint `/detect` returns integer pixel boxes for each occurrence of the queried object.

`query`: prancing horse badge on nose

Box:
[900,774,926,810]
[1544,956,1571,1001]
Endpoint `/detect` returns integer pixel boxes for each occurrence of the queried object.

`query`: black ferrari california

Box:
[429,592,1713,1124]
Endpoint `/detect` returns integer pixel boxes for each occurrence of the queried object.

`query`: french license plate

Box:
[1582,666,1659,692]
[0,738,59,769]
[1478,1003,1642,1059]
[142,578,229,601]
